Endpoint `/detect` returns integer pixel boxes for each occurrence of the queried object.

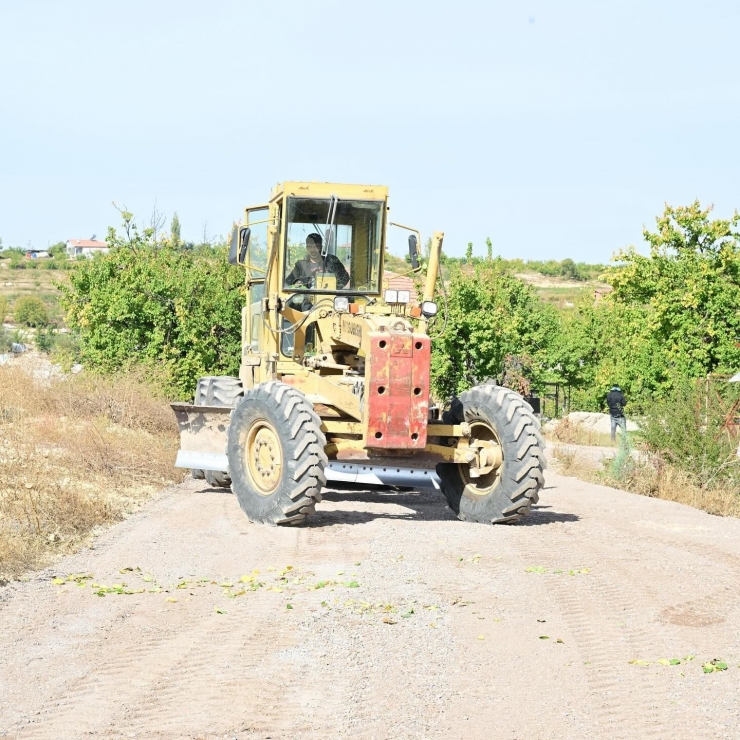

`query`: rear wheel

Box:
[227,382,327,525]
[192,376,243,486]
[437,384,545,523]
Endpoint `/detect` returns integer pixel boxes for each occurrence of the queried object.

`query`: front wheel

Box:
[227,382,327,525]
[437,385,545,524]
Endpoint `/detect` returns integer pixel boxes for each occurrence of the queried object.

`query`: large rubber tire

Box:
[436,385,545,524]
[227,381,327,525]
[192,376,243,487]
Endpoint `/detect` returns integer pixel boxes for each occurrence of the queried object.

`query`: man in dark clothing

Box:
[606,385,627,442]
[285,233,350,289]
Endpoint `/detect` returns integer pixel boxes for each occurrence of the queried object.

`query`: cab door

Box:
[240,205,270,386]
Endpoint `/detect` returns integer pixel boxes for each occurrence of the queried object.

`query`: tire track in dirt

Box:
[510,514,712,740]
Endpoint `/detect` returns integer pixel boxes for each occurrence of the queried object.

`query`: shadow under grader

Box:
[193,483,581,527]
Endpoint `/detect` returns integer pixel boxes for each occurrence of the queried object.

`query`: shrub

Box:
[0,295,7,324]
[13,296,49,327]
[59,212,245,397]
[639,377,740,488]
[35,326,56,353]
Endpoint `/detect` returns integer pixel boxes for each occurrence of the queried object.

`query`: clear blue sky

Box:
[1,1,738,261]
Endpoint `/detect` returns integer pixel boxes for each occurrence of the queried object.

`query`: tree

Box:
[14,296,49,327]
[486,237,493,261]
[49,242,68,259]
[560,258,582,280]
[465,242,473,264]
[59,211,245,397]
[171,212,182,248]
[430,261,558,399]
[604,201,740,384]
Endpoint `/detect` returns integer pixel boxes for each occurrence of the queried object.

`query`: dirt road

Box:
[2,471,740,740]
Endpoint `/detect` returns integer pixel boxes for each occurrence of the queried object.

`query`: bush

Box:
[0,296,7,324]
[35,326,56,353]
[13,296,49,327]
[639,377,740,488]
[59,212,245,397]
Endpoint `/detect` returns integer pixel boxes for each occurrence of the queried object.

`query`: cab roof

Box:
[270,181,388,202]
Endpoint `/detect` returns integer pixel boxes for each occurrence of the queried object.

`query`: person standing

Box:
[606,384,627,442]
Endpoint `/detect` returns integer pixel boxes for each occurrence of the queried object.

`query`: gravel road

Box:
[2,471,740,740]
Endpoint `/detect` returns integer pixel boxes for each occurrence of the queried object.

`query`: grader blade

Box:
[171,403,231,472]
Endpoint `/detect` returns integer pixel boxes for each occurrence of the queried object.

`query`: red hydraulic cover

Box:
[365,331,430,449]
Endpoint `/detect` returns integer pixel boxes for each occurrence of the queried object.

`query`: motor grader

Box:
[172,181,545,525]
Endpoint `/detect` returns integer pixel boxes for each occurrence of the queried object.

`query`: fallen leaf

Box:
[166,597,177,603]
[658,659,671,666]
[628,659,650,666]
[556,639,564,644]
[383,617,397,625]
[477,635,485,640]
[286,603,293,610]
[537,619,546,623]
[526,566,547,574]
[539,635,549,640]
[51,578,66,585]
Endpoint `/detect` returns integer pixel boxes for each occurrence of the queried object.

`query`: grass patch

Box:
[0,365,181,579]
[551,441,740,519]
[546,417,626,448]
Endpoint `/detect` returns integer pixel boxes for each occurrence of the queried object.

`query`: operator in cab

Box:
[285,233,350,289]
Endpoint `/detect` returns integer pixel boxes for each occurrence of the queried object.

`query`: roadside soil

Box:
[2,471,740,740]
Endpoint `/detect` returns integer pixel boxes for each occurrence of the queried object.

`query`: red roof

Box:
[67,239,108,248]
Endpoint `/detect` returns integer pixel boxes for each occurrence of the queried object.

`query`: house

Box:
[66,239,109,258]
[382,270,419,303]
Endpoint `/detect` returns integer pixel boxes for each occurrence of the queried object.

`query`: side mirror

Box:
[408,234,419,270]
[228,226,251,266]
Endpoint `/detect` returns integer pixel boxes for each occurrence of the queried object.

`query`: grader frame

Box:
[173,181,545,524]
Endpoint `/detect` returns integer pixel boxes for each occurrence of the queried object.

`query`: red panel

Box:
[365,332,430,449]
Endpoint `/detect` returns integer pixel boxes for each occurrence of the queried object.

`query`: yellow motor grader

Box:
[172,181,545,525]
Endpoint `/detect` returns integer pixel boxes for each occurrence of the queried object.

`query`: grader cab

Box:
[172,181,545,525]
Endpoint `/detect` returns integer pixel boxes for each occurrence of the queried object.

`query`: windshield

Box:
[283,197,383,294]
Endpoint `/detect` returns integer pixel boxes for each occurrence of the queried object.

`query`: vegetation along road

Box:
[1,466,739,740]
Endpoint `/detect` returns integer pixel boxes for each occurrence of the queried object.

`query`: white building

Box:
[66,239,109,258]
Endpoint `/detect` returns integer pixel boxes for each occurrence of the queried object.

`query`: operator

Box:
[285,233,350,290]
[606,384,627,443]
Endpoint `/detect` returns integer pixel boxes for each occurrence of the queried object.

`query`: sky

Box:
[1,0,738,262]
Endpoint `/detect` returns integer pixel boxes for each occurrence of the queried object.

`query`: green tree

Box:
[14,296,49,327]
[430,262,558,399]
[171,212,182,248]
[465,242,473,264]
[604,201,740,384]
[59,211,245,397]
[49,242,68,259]
[485,237,493,261]
[560,258,582,280]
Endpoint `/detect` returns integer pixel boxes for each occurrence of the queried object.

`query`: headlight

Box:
[333,296,349,313]
[421,301,438,317]
[384,289,411,304]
